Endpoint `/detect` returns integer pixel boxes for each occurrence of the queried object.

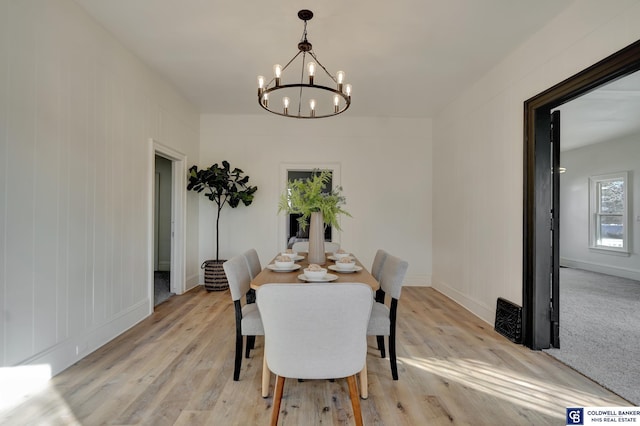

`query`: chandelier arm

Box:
[280,50,303,75]
[308,52,338,84]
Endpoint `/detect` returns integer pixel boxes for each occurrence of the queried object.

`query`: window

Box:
[589,172,629,254]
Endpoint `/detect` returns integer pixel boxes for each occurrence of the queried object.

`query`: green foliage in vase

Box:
[278,169,351,232]
[187,161,258,261]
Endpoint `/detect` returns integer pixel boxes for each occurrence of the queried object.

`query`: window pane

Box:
[598,215,624,247]
[598,180,624,214]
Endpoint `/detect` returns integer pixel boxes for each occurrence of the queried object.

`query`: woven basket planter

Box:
[201,259,228,291]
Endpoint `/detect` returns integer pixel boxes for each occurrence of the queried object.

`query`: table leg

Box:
[262,354,270,398]
[359,364,368,399]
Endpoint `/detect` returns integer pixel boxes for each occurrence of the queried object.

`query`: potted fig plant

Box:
[188,161,257,291]
[278,169,350,264]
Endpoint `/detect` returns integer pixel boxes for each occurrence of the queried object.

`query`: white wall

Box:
[199,114,432,286]
[560,134,640,280]
[432,0,640,323]
[0,0,200,375]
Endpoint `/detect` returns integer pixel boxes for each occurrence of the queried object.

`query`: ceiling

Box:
[73,0,574,118]
[558,69,640,151]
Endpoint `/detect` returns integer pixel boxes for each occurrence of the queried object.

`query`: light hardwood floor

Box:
[2,286,630,425]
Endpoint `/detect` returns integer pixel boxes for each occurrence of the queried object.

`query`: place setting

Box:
[266,255,302,272]
[325,249,362,274]
[297,264,338,282]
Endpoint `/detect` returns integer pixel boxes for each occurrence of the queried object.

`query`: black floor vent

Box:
[494,297,522,343]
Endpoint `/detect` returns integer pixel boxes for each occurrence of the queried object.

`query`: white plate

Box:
[328,265,362,273]
[267,264,301,272]
[327,254,352,261]
[297,273,338,282]
[291,255,305,261]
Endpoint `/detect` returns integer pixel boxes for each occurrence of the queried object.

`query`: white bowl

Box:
[304,268,327,280]
[275,259,295,269]
[281,251,298,259]
[333,252,350,260]
[334,261,356,271]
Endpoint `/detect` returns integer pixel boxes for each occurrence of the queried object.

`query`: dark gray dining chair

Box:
[366,252,409,380]
[223,254,264,381]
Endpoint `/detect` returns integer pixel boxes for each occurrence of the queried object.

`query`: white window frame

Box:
[588,171,630,255]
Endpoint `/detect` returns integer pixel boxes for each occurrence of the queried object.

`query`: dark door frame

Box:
[522,39,640,350]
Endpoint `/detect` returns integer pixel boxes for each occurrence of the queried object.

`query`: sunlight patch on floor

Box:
[0,365,79,424]
[402,356,625,419]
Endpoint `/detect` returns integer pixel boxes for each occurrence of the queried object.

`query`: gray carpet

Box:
[544,267,640,404]
[154,271,174,306]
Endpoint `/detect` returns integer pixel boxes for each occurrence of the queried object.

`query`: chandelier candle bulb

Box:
[310,99,316,117]
[308,62,316,85]
[273,64,282,86]
[283,97,290,115]
[345,84,352,98]
[257,75,265,95]
[263,93,269,107]
[336,70,345,91]
[333,95,340,113]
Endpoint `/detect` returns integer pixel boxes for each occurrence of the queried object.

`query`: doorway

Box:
[522,40,640,350]
[154,155,173,305]
[149,139,187,312]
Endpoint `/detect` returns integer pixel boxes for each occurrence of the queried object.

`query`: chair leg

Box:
[271,375,285,426]
[389,330,398,380]
[390,299,399,380]
[246,335,255,358]
[347,375,363,426]
[376,335,386,358]
[262,354,270,398]
[233,331,243,381]
[359,364,368,399]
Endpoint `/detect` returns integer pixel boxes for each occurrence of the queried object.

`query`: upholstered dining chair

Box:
[257,283,373,426]
[222,255,264,381]
[370,249,388,281]
[243,248,262,281]
[242,248,262,354]
[367,253,409,380]
[291,241,340,254]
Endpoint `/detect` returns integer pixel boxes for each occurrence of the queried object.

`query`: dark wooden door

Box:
[550,110,561,348]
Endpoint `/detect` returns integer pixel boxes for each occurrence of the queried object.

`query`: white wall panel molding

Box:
[18,298,149,376]
[1,0,199,375]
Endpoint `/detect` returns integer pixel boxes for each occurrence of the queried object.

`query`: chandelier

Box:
[257,10,352,119]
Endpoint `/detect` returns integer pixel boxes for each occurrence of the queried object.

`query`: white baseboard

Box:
[19,299,150,376]
[186,272,200,292]
[431,278,494,325]
[560,257,640,281]
[404,273,431,287]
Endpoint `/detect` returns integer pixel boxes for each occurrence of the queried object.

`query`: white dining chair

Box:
[366,252,409,380]
[370,249,388,281]
[242,248,262,354]
[223,255,264,381]
[291,241,340,254]
[243,248,262,281]
[257,282,372,426]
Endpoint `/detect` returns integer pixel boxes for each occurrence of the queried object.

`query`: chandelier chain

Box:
[297,52,306,115]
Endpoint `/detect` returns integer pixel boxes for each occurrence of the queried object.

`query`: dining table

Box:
[250,252,380,399]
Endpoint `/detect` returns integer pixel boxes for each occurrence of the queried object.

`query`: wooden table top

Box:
[250,252,380,291]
